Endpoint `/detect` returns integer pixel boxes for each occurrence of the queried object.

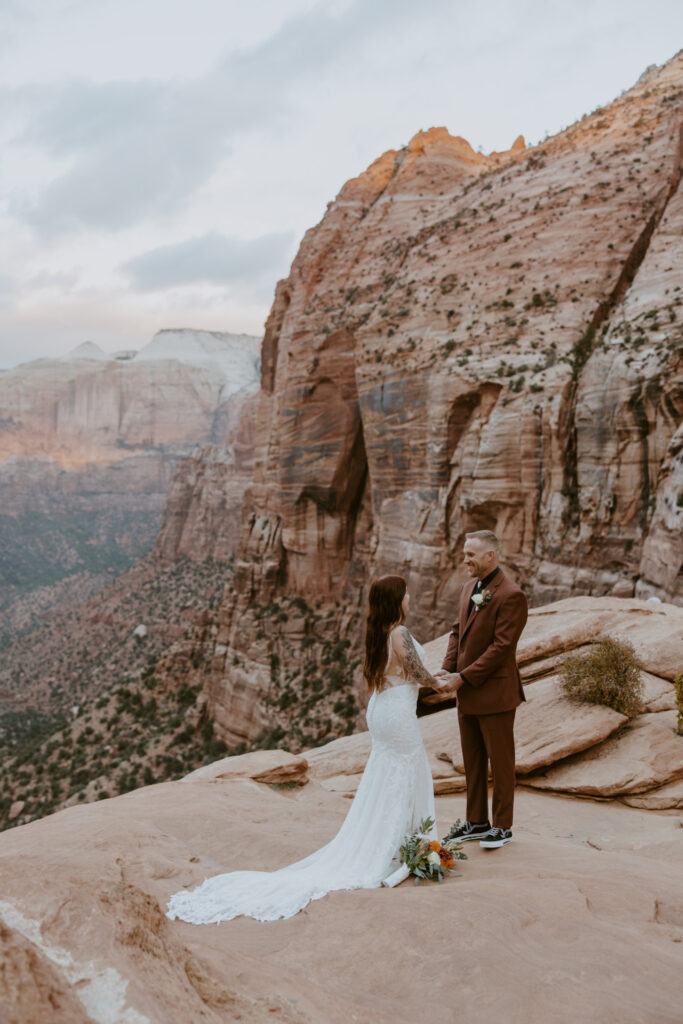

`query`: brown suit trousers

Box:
[442,570,528,829]
[458,708,516,828]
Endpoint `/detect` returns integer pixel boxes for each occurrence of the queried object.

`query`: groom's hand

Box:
[434,670,464,694]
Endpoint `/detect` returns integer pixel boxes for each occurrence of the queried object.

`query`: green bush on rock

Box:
[559,636,643,717]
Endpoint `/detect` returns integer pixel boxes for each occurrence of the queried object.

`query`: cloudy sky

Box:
[1,0,681,367]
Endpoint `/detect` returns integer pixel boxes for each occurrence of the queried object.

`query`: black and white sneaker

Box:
[442,820,491,843]
[480,827,512,849]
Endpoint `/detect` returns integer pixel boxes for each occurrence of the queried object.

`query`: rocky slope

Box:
[0,554,237,828]
[0,554,231,717]
[170,53,683,747]
[0,330,259,644]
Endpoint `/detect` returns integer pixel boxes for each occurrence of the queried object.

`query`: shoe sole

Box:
[443,833,491,844]
[480,837,512,848]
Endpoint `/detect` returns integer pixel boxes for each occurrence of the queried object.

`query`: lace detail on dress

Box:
[384,630,407,683]
[166,630,435,924]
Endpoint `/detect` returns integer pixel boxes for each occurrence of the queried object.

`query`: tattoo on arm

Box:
[398,627,439,686]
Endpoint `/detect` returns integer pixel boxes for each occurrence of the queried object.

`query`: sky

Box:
[1,0,682,368]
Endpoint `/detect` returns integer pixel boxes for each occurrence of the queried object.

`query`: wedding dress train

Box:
[166,632,435,923]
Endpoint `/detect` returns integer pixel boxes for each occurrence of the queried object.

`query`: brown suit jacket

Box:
[441,570,528,715]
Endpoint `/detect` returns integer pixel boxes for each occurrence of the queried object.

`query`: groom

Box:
[435,530,528,849]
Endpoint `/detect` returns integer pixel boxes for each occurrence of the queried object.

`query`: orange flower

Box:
[428,840,441,852]
[444,857,455,870]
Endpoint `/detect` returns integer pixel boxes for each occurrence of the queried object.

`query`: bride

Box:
[166,574,445,924]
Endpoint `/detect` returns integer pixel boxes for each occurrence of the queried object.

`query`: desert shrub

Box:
[170,726,193,746]
[674,672,683,735]
[560,636,643,717]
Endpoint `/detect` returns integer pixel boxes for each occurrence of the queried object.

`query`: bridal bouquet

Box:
[399,817,467,884]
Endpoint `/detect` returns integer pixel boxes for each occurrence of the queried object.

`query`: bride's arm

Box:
[394,627,447,688]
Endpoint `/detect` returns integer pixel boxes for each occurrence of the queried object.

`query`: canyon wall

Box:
[0,330,259,641]
[153,388,258,565]
[162,57,682,746]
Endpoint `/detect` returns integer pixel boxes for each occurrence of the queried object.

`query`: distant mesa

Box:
[0,325,262,631]
[24,329,261,383]
[63,341,109,361]
[133,328,261,387]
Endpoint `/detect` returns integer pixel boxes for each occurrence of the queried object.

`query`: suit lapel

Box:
[460,579,479,639]
[461,570,505,642]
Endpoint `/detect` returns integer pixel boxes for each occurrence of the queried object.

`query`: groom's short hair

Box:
[465,530,500,554]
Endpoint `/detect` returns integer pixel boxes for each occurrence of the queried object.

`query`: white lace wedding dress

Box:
[166,630,436,923]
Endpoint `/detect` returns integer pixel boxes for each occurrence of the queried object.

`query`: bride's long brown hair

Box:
[363,575,407,693]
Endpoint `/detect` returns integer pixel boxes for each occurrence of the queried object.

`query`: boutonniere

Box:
[472,589,492,611]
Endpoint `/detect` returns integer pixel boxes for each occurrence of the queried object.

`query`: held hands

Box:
[420,670,464,704]
[433,669,464,694]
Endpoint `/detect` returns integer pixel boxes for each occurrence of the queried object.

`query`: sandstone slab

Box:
[317,767,466,799]
[182,748,308,786]
[305,731,371,779]
[514,676,628,774]
[421,635,448,674]
[434,677,627,776]
[519,651,571,682]
[516,598,683,681]
[433,775,467,794]
[418,706,464,774]
[640,671,677,713]
[0,920,93,1024]
[319,773,361,797]
[0,766,682,1023]
[522,715,683,797]
[622,777,683,810]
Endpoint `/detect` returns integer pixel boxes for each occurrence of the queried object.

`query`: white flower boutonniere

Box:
[472,589,493,611]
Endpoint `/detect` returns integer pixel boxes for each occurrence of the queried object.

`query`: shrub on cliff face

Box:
[560,636,643,717]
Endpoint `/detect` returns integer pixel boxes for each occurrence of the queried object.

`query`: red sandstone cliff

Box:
[164,56,683,746]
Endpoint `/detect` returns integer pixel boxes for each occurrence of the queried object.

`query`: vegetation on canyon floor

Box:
[0,561,368,831]
[0,507,163,647]
[0,556,238,830]
[250,593,363,752]
[0,556,229,716]
[0,667,231,829]
[0,616,363,833]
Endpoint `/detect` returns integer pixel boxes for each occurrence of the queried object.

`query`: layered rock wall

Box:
[177,56,683,745]
[154,390,258,564]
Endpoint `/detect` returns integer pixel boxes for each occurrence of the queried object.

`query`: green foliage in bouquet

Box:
[399,817,467,884]
[674,671,683,736]
[559,636,643,717]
